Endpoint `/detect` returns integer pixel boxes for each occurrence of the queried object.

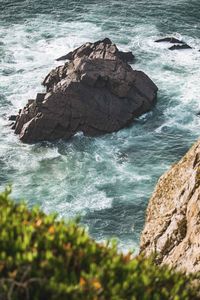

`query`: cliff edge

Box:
[140,140,200,274]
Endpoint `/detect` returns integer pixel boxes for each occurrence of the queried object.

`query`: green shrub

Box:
[0,187,198,300]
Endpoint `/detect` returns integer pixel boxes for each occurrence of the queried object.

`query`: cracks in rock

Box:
[193,153,200,168]
[151,170,200,264]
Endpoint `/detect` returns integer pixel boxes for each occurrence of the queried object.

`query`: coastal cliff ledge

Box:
[140,140,200,274]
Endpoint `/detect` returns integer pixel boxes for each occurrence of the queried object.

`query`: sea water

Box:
[0,0,200,252]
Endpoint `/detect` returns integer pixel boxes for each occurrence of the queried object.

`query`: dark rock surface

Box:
[56,38,135,63]
[155,37,185,44]
[155,37,192,51]
[169,44,192,50]
[12,38,158,143]
[8,115,17,121]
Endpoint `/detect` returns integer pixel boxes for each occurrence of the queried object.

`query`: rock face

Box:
[140,140,200,274]
[12,38,158,143]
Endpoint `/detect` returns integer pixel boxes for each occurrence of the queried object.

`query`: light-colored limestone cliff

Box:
[140,140,200,274]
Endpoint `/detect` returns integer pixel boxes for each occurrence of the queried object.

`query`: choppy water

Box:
[0,0,200,252]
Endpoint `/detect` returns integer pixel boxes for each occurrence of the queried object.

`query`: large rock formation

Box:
[12,38,158,143]
[140,140,200,274]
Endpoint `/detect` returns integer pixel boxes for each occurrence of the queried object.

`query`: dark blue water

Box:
[0,0,200,251]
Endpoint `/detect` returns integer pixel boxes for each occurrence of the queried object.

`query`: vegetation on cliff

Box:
[0,187,198,300]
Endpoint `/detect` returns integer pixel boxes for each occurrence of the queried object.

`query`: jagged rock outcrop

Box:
[140,140,200,274]
[56,37,135,63]
[12,38,158,143]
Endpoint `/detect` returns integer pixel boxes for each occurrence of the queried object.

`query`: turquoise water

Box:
[0,0,200,252]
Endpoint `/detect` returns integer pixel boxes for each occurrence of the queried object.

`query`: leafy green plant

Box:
[0,187,198,300]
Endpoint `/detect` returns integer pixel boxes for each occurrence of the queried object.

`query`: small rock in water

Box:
[154,36,192,51]
[155,37,185,44]
[8,115,17,121]
[169,44,192,50]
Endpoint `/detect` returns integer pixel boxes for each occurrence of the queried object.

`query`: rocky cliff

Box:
[140,140,200,274]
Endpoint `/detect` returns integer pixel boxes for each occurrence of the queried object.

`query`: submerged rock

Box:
[155,37,185,44]
[140,140,200,274]
[169,44,192,50]
[12,38,158,143]
[155,37,192,51]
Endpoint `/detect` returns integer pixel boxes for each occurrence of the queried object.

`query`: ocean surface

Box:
[0,0,200,252]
